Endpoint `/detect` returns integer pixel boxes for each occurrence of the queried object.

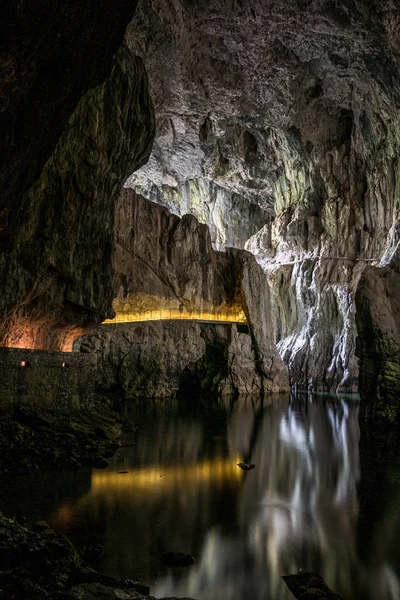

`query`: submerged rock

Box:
[282,571,343,599]
[160,552,196,568]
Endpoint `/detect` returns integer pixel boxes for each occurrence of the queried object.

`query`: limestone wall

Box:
[0,348,97,411]
[75,321,266,399]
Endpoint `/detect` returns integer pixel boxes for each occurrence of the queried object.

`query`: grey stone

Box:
[123,0,400,394]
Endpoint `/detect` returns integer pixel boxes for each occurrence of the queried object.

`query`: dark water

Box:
[2,394,400,600]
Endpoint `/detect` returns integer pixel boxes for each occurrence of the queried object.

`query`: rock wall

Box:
[127,178,269,250]
[355,265,400,418]
[248,103,400,391]
[265,258,363,392]
[75,192,288,397]
[0,44,155,350]
[0,347,97,410]
[75,321,265,399]
[109,190,288,393]
[123,0,400,394]
[114,189,233,319]
[126,0,400,215]
[0,0,138,221]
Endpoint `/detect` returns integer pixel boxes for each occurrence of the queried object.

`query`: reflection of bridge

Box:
[103,307,247,325]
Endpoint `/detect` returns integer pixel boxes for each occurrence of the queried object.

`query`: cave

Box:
[1,1,400,599]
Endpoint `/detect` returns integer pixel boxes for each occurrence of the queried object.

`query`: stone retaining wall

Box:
[0,348,97,410]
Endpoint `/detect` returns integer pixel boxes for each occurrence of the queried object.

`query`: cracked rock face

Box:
[76,321,267,399]
[125,0,400,394]
[126,0,400,218]
[126,178,269,251]
[76,192,289,396]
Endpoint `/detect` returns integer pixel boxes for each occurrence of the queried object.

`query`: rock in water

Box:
[237,462,255,471]
[160,552,196,568]
[282,571,343,599]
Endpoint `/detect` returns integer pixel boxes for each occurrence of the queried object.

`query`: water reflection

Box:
[2,393,400,599]
[221,395,360,600]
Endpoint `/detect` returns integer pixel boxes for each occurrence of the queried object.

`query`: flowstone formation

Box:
[125,0,400,395]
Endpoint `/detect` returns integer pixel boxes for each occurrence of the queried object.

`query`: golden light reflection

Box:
[103,308,246,325]
[53,504,76,526]
[91,456,245,496]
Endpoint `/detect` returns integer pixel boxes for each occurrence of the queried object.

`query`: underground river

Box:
[1,393,400,600]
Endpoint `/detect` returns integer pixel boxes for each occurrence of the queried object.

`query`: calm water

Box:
[2,394,400,600]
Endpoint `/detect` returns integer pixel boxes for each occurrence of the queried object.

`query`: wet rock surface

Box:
[0,512,193,600]
[267,258,363,392]
[0,399,123,475]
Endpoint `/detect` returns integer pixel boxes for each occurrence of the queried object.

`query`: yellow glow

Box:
[91,456,245,495]
[51,456,246,529]
[103,308,247,325]
[54,504,76,525]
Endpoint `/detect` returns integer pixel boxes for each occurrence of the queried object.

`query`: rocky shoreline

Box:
[0,399,196,600]
[0,512,194,600]
[0,397,130,476]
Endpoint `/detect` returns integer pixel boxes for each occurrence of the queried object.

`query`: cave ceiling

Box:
[125,0,400,247]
